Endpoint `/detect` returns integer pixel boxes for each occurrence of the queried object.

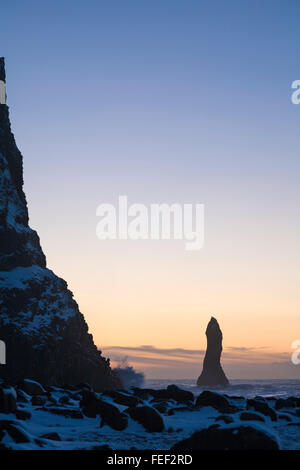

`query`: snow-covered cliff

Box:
[0,58,120,390]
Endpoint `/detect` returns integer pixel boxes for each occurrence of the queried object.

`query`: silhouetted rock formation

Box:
[0,58,5,82]
[197,317,229,386]
[0,58,120,390]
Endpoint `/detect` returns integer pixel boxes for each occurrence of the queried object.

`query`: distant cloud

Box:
[101,344,292,375]
[226,346,270,351]
[105,345,206,358]
[102,342,297,380]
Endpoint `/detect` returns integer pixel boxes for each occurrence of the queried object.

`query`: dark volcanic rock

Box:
[131,387,152,400]
[275,397,298,410]
[98,399,128,431]
[195,391,237,413]
[215,415,234,424]
[58,395,71,405]
[126,405,165,432]
[197,317,229,386]
[16,389,30,403]
[37,407,83,419]
[164,385,194,404]
[0,58,6,82]
[240,411,265,422]
[278,413,292,422]
[0,60,120,391]
[168,405,194,414]
[246,399,277,422]
[19,379,45,396]
[133,385,193,404]
[172,425,279,450]
[80,390,101,418]
[152,401,169,414]
[0,420,31,443]
[31,396,47,406]
[80,390,128,429]
[40,432,61,441]
[15,409,31,421]
[102,390,141,408]
[0,386,17,413]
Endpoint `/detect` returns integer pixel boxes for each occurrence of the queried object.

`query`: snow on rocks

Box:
[171,425,279,450]
[0,380,299,450]
[125,405,165,433]
[246,398,277,422]
[20,379,46,396]
[195,390,238,413]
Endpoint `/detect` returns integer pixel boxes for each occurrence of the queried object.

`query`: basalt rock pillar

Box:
[197,317,229,386]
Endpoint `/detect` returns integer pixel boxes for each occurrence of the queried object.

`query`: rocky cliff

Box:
[197,317,229,386]
[0,58,5,82]
[0,58,120,390]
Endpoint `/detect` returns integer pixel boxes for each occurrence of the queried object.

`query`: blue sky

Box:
[1,1,300,378]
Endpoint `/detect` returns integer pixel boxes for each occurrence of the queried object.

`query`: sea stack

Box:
[197,317,229,386]
[0,58,120,390]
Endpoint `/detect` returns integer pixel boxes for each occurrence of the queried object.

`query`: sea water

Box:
[145,378,300,399]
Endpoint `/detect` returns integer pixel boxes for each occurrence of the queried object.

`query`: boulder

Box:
[215,415,234,424]
[0,420,31,443]
[131,388,152,400]
[0,386,17,413]
[278,414,292,422]
[80,391,101,418]
[275,397,297,410]
[151,385,194,404]
[172,425,279,450]
[168,406,194,414]
[152,401,169,414]
[126,406,164,432]
[102,391,140,407]
[31,396,47,406]
[36,407,83,419]
[195,391,237,413]
[16,389,30,403]
[19,379,45,396]
[58,396,71,405]
[246,399,277,421]
[98,400,128,431]
[240,411,265,422]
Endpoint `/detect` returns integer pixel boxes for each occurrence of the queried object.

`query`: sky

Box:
[1,0,299,379]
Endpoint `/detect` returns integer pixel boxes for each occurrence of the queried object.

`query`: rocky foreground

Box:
[0,380,299,450]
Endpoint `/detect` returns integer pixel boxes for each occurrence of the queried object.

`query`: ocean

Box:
[145,378,300,399]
